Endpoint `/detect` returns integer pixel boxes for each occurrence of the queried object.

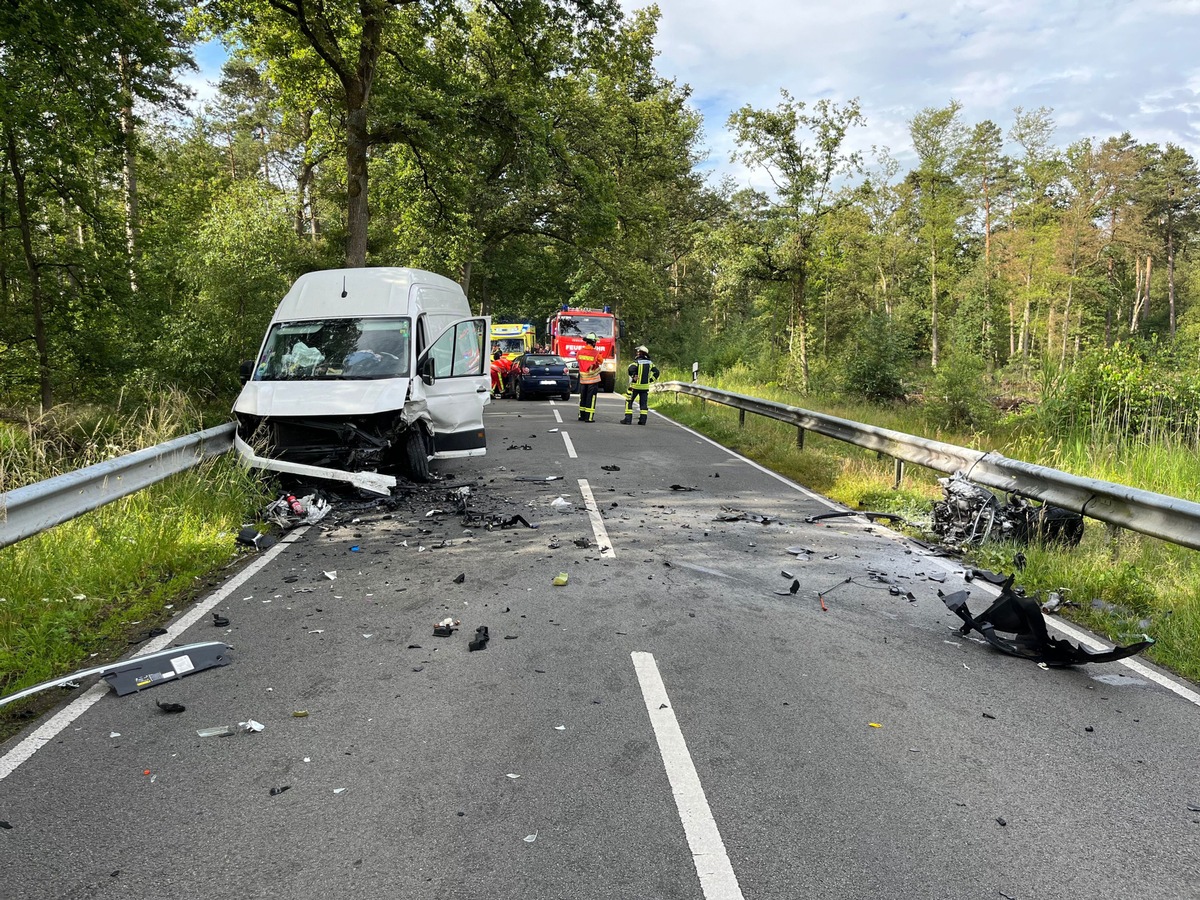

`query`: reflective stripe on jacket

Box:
[577,345,603,385]
[626,358,658,389]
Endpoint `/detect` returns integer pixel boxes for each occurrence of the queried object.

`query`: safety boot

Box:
[620,416,632,425]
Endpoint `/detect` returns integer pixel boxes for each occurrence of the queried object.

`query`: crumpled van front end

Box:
[232,268,490,494]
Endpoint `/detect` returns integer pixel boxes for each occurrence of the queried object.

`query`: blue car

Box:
[509,354,573,401]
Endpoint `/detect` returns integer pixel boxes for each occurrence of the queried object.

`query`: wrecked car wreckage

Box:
[932,472,1084,548]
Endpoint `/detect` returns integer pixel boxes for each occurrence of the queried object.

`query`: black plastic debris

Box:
[236,526,278,551]
[964,568,1009,586]
[128,628,169,645]
[931,472,1083,548]
[805,511,908,525]
[715,507,776,525]
[453,573,466,584]
[507,444,533,451]
[469,626,490,651]
[156,700,186,714]
[270,786,291,796]
[572,537,592,548]
[940,578,1154,666]
[461,513,536,530]
[212,613,230,627]
[601,465,621,472]
[433,618,459,637]
[0,821,11,830]
[774,578,801,597]
[670,484,698,492]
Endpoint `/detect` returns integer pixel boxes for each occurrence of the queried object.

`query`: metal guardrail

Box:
[0,423,236,550]
[654,381,1200,552]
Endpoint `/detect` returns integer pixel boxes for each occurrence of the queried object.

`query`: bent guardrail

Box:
[653,381,1200,552]
[0,423,236,550]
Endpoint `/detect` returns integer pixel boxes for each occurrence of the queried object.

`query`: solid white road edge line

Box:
[562,431,578,459]
[578,479,616,559]
[0,527,308,781]
[654,410,842,511]
[654,408,1200,709]
[631,651,746,900]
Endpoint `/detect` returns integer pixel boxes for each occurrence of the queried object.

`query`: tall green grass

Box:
[656,368,1200,684]
[0,394,271,734]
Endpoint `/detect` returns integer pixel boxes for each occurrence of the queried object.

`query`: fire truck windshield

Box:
[558,315,614,338]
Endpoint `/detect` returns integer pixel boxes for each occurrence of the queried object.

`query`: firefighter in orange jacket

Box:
[576,333,604,422]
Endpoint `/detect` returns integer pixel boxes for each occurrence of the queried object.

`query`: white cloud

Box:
[622,0,1200,183]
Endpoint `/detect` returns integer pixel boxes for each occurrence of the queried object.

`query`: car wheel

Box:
[515,379,524,401]
[404,427,432,482]
[560,392,571,401]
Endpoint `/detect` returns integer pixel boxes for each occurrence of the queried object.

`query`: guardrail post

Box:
[893,458,905,489]
[796,427,805,450]
[738,409,746,429]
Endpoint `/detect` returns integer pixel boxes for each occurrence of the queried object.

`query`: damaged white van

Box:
[232,267,490,494]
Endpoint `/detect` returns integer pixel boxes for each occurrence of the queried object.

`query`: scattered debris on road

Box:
[155,700,185,714]
[469,626,490,651]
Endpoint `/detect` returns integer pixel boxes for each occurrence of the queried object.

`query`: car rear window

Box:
[524,356,564,366]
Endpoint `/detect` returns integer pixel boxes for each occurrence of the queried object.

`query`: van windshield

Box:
[254,318,411,380]
[557,315,614,338]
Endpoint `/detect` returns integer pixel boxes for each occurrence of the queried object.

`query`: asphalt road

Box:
[2,393,1199,900]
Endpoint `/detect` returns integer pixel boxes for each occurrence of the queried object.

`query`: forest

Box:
[2,0,1199,439]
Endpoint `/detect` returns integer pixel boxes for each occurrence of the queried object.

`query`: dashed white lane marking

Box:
[577,479,615,559]
[632,652,745,900]
[553,408,563,423]
[657,408,1200,708]
[562,431,578,459]
[0,528,308,781]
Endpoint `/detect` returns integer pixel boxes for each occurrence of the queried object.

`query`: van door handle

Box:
[476,387,488,392]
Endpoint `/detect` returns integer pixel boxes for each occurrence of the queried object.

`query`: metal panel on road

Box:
[1,397,1197,900]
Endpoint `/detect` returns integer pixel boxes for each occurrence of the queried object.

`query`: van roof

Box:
[271,267,467,321]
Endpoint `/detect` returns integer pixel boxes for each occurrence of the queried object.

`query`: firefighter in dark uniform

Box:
[576,332,603,422]
[621,345,659,425]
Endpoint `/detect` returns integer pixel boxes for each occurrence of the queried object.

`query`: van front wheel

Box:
[404,428,432,482]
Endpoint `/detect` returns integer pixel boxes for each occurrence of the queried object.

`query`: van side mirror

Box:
[418,356,435,385]
[239,359,254,384]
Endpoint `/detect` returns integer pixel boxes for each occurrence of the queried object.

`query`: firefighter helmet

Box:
[585,332,597,343]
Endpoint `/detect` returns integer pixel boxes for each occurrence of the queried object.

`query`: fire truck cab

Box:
[545,306,620,393]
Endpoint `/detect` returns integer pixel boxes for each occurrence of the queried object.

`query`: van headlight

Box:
[601,359,616,373]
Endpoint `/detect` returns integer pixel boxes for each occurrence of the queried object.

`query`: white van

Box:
[232,267,491,494]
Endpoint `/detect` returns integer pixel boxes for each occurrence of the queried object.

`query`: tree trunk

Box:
[1143,254,1152,328]
[345,103,370,267]
[1130,256,1143,332]
[1168,229,1177,338]
[792,276,809,392]
[5,126,51,410]
[118,51,138,294]
[930,245,939,368]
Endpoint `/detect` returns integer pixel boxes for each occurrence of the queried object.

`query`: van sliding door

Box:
[418,317,491,457]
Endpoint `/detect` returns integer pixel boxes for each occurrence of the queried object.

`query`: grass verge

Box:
[0,399,272,741]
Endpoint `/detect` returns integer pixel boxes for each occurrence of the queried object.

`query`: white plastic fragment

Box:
[554,725,566,731]
[333,787,346,794]
[109,732,121,738]
[506,773,521,779]
[238,719,265,733]
[524,832,538,843]
[323,571,337,580]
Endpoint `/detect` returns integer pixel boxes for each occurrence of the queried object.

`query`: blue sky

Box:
[620,0,1200,185]
[185,1,1200,188]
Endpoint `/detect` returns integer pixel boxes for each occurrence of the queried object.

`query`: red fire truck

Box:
[545,306,620,393]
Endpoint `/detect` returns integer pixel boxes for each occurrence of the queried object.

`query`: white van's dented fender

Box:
[233,433,397,496]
